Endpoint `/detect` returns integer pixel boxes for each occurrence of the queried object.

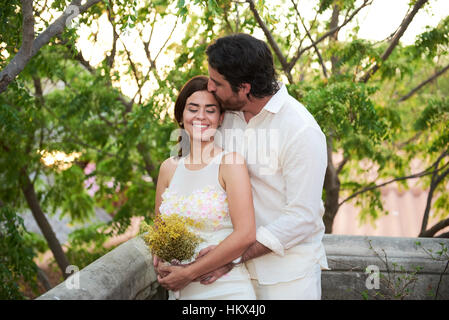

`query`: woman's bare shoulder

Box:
[221,151,246,167]
[159,157,179,178]
[161,156,179,168]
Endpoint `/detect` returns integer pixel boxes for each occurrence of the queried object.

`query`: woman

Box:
[153,75,256,299]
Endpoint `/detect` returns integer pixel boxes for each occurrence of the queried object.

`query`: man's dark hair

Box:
[206,33,279,98]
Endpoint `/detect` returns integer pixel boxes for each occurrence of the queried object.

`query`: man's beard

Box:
[213,93,245,111]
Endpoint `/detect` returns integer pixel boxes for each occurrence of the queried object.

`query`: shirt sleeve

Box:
[256,125,328,256]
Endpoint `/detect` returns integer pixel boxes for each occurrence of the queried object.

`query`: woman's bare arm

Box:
[158,152,256,291]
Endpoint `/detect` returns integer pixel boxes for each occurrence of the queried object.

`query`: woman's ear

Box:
[219,112,225,126]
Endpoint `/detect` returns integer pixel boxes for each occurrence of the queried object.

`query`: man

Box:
[203,33,328,300]
[158,33,328,300]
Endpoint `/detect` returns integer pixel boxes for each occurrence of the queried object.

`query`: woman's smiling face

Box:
[182,90,223,142]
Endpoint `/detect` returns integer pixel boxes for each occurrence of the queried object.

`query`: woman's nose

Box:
[195,108,206,119]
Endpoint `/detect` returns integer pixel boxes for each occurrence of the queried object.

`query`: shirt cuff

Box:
[256,226,285,256]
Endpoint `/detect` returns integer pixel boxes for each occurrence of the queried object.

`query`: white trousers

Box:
[251,264,322,300]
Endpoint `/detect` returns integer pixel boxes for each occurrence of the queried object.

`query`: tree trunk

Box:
[329,3,340,74]
[37,267,53,291]
[137,142,158,186]
[323,140,340,233]
[20,169,70,279]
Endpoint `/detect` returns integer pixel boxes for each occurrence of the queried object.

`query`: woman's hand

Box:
[153,255,170,278]
[157,264,195,291]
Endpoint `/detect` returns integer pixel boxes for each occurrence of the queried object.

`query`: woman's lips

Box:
[192,123,210,132]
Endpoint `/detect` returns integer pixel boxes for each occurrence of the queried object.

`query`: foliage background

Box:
[0,0,448,299]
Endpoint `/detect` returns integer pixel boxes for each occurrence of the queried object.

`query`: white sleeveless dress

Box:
[159,151,256,300]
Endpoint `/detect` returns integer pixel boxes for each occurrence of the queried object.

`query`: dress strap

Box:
[167,151,229,196]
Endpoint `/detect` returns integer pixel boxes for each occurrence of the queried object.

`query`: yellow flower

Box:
[140,214,203,262]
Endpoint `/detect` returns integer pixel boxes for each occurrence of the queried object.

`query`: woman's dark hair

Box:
[173,75,223,157]
[206,33,279,98]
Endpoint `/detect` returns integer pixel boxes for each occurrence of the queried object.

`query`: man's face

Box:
[207,65,247,111]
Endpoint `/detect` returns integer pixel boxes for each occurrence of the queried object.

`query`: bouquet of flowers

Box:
[140,214,203,298]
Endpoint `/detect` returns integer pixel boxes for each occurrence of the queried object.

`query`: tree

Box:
[0,0,182,293]
[190,0,449,236]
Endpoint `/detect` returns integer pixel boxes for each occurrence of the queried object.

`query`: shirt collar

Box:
[262,82,287,114]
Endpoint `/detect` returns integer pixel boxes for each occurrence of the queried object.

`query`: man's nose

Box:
[207,79,215,92]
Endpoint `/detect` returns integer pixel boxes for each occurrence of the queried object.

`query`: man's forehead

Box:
[208,65,226,82]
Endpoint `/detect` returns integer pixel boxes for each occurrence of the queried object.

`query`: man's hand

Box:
[195,263,234,284]
[192,245,234,284]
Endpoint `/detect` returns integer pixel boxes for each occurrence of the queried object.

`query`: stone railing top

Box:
[37,236,156,300]
[37,234,449,300]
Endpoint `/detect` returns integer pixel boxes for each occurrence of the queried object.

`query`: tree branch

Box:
[394,132,422,149]
[106,5,119,69]
[235,1,240,32]
[154,17,179,64]
[223,5,236,33]
[63,39,132,109]
[32,75,45,186]
[142,14,179,88]
[291,0,328,78]
[246,0,292,83]
[40,102,117,158]
[0,0,35,93]
[57,29,160,177]
[288,0,372,73]
[436,231,449,238]
[399,63,449,102]
[360,0,429,83]
[121,38,140,109]
[0,0,103,93]
[336,156,349,175]
[339,152,449,207]
[420,217,449,238]
[420,151,449,234]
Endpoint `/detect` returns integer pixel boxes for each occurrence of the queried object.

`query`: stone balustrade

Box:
[37,234,449,300]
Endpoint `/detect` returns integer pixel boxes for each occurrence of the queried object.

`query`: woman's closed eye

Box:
[188,107,217,113]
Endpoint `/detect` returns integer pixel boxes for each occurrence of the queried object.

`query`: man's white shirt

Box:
[216,84,329,285]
